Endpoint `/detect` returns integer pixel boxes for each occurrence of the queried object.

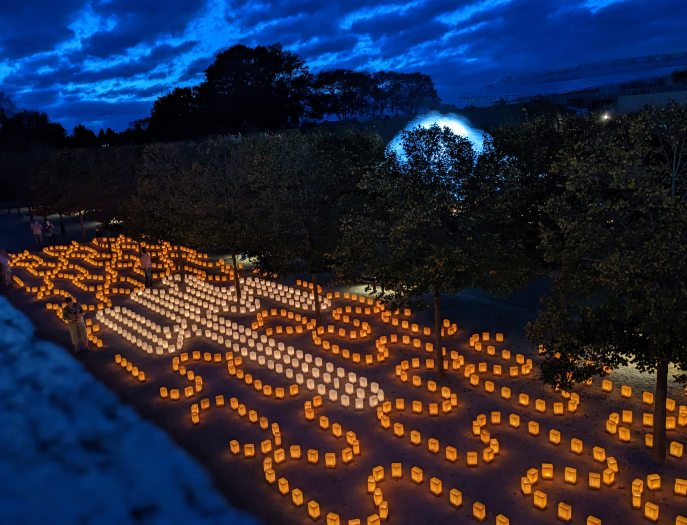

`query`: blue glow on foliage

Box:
[388,110,487,158]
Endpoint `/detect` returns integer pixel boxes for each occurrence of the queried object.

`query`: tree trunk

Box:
[433,288,445,375]
[652,359,669,463]
[59,212,66,235]
[311,272,322,324]
[79,211,85,240]
[177,247,185,284]
[231,253,242,301]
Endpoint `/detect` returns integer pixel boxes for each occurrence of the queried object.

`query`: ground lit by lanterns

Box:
[7,237,687,525]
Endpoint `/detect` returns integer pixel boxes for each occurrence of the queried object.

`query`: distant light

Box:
[601,112,612,121]
[388,111,487,160]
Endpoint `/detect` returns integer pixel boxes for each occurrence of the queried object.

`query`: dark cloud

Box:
[296,35,360,58]
[0,0,83,57]
[80,0,206,58]
[177,56,213,82]
[1,0,685,131]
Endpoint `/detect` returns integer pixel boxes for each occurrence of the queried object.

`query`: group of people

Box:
[60,247,154,355]
[6,223,156,355]
[30,219,57,246]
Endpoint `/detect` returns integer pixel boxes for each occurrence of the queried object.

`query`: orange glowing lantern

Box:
[533,490,547,510]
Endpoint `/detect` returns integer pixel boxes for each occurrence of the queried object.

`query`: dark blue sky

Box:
[1,0,685,132]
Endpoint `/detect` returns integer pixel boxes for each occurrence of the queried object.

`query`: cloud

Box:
[0,1,84,58]
[79,0,207,58]
[0,0,684,131]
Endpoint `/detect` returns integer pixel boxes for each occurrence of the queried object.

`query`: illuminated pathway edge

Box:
[8,236,687,525]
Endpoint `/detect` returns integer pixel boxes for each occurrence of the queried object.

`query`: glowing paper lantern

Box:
[528,421,540,436]
[644,502,659,522]
[588,472,601,490]
[533,490,547,510]
[557,502,572,522]
[603,468,615,486]
[521,477,532,495]
[391,462,402,479]
[411,466,423,484]
[472,502,486,522]
[592,446,606,462]
[292,488,304,507]
[447,487,462,507]
[429,477,443,496]
[564,467,577,484]
[670,441,684,458]
[570,438,583,454]
[647,474,661,490]
[669,478,687,498]
[622,410,633,424]
[527,468,539,483]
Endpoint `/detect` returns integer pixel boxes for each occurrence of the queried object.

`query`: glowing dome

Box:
[388,111,487,158]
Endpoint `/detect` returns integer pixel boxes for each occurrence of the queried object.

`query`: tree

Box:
[487,114,590,264]
[0,111,66,152]
[527,106,687,463]
[124,141,210,278]
[196,135,266,300]
[342,125,524,371]
[310,69,374,120]
[69,124,99,148]
[254,129,385,322]
[372,72,439,116]
[0,91,15,122]
[308,70,441,121]
[148,87,199,141]
[196,44,311,134]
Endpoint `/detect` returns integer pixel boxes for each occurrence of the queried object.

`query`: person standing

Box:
[44,220,56,246]
[140,247,153,288]
[0,249,12,288]
[61,297,89,354]
[30,220,43,246]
